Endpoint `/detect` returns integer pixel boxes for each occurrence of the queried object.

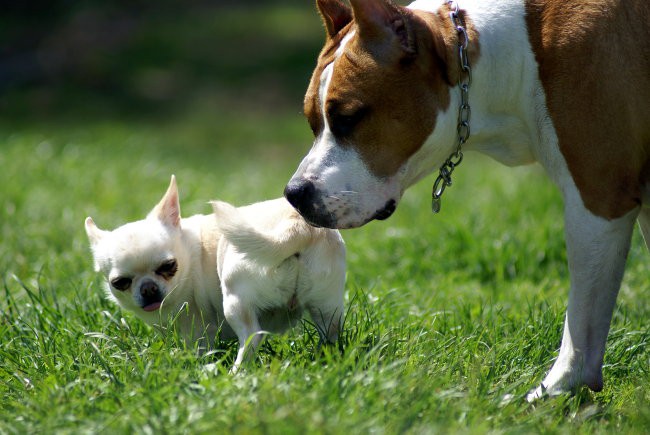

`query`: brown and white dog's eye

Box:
[306,114,321,137]
[110,277,132,291]
[155,259,178,279]
[328,106,368,139]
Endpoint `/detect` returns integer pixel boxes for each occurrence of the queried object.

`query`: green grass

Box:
[1,107,649,434]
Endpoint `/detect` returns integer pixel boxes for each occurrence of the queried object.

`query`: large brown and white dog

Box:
[284,0,649,400]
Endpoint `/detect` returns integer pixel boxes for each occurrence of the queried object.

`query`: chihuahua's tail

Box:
[210,200,317,266]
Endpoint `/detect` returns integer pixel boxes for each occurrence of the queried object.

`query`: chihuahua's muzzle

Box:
[139,279,163,312]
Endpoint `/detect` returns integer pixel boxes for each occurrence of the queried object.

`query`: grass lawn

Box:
[1,105,648,434]
[1,1,648,431]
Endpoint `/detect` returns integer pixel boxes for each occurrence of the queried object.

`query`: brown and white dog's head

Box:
[285,0,470,229]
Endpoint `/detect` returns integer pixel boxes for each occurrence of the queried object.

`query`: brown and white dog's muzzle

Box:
[285,143,400,229]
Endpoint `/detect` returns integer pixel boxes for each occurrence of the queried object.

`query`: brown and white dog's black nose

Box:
[284,179,316,211]
[284,179,336,228]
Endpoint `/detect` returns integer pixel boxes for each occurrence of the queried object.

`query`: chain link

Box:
[432,0,472,213]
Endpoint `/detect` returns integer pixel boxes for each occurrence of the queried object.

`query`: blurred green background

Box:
[1,0,328,122]
[2,2,649,432]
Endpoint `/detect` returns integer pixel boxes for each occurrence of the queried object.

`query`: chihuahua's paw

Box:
[499,393,518,406]
[229,364,245,376]
[200,363,221,378]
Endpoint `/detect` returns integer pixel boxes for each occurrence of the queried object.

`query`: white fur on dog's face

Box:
[285,2,457,229]
[289,51,403,229]
[86,176,347,371]
[85,176,187,324]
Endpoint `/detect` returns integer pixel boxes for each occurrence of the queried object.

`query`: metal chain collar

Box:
[431,0,472,213]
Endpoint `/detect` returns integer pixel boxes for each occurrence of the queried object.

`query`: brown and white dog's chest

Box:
[285,0,650,228]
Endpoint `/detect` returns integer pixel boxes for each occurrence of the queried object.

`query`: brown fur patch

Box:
[304,22,355,137]
[304,3,480,178]
[317,0,353,38]
[525,0,650,219]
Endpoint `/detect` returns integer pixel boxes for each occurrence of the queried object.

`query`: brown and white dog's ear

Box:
[349,0,416,56]
[84,216,107,246]
[149,175,181,228]
[317,0,353,38]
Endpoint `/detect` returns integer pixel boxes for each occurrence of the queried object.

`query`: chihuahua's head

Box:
[85,176,188,324]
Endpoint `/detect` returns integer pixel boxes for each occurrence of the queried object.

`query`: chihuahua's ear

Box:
[85,217,107,246]
[149,175,181,227]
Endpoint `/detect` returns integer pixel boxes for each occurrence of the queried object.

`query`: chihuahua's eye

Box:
[155,259,177,279]
[110,277,132,291]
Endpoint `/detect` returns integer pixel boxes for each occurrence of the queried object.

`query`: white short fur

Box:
[288,0,644,399]
[85,176,346,371]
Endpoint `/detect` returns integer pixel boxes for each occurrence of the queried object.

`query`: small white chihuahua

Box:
[85,176,346,370]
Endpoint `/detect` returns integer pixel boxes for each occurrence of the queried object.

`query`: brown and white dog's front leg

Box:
[527,187,638,401]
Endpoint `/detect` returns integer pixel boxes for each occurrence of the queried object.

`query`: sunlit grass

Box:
[1,110,648,433]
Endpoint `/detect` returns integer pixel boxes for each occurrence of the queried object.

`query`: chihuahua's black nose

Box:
[284,179,316,212]
[140,279,159,297]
